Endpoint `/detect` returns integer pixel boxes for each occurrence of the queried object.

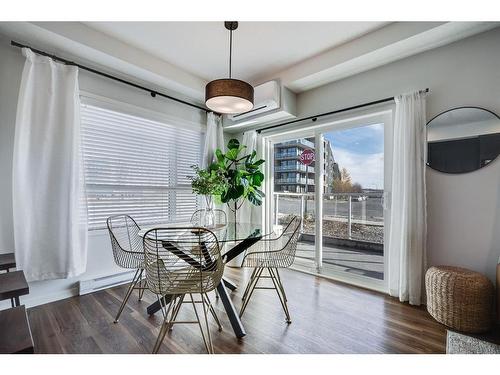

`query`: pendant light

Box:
[205,21,254,114]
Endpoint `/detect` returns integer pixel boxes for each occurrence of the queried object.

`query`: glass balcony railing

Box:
[278,139,315,148]
[273,191,384,242]
[275,164,314,173]
[274,151,299,159]
[276,177,315,184]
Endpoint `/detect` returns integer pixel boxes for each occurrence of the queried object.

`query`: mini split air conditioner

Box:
[223,80,297,130]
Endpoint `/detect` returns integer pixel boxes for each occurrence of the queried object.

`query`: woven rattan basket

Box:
[426,266,494,333]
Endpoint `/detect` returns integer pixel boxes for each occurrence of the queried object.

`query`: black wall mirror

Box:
[427,107,500,174]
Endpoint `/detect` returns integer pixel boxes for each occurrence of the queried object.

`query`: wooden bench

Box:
[0,305,34,353]
[0,253,16,272]
[0,270,29,307]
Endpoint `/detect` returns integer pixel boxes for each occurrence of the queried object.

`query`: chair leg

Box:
[241,267,259,301]
[273,268,288,302]
[114,268,141,323]
[189,293,213,354]
[269,268,291,323]
[203,293,222,331]
[201,293,214,354]
[241,267,261,303]
[152,296,177,354]
[240,267,264,318]
[167,294,185,331]
[137,270,145,301]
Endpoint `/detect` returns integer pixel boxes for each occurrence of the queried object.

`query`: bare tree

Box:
[332,168,363,193]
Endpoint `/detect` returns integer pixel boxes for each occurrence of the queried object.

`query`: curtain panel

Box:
[237,130,264,224]
[387,90,427,305]
[202,112,224,168]
[13,48,88,281]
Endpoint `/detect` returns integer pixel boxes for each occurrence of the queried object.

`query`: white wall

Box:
[297,27,500,282]
[0,37,206,308]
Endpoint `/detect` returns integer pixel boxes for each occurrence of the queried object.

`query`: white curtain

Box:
[237,130,263,224]
[387,90,427,305]
[201,112,224,212]
[12,48,88,281]
[202,112,224,168]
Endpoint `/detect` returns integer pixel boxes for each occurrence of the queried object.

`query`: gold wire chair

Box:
[240,216,301,323]
[106,215,147,323]
[190,208,228,226]
[143,227,224,354]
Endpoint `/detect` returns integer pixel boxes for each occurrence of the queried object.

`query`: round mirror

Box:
[427,107,500,174]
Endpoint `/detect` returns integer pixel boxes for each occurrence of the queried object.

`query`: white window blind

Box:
[81,102,202,230]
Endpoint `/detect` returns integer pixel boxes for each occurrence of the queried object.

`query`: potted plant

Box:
[189,165,227,227]
[209,138,265,228]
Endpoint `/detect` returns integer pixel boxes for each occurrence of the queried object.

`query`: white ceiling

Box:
[84,22,389,84]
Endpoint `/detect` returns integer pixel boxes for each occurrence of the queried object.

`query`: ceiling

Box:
[0,21,496,110]
[84,22,389,84]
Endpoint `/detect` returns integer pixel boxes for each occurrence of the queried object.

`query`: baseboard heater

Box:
[78,270,136,296]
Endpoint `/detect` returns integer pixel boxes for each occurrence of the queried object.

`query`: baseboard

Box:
[79,270,136,295]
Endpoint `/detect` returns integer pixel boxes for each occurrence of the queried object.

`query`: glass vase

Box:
[201,195,216,228]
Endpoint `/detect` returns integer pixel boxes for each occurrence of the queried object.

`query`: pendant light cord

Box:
[229,28,233,79]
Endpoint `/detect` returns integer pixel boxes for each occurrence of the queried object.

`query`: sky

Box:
[325,123,384,190]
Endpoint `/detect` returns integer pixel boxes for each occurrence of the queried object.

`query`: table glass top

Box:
[138,221,267,242]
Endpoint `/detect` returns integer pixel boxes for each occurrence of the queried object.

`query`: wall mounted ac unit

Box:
[223,80,297,131]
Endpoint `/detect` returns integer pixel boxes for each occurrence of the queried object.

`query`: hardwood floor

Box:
[27,267,447,354]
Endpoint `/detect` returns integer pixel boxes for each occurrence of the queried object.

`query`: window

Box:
[81,101,203,230]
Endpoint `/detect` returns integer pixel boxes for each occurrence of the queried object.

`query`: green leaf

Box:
[253,159,265,167]
[208,162,219,171]
[226,148,239,161]
[252,171,264,186]
[227,185,244,200]
[215,149,224,163]
[227,139,240,150]
[247,191,263,206]
[221,190,230,203]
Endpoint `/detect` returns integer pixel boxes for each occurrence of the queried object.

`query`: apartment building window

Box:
[80,100,203,230]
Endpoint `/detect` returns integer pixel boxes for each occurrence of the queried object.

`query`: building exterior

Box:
[274,137,340,193]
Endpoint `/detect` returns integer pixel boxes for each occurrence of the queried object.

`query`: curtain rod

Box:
[11,40,210,113]
[256,88,430,134]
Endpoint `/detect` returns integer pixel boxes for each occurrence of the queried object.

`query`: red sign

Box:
[299,149,315,165]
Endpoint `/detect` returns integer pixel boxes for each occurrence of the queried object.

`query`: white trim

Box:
[262,103,393,140]
[314,133,324,271]
[79,90,205,132]
[264,138,275,235]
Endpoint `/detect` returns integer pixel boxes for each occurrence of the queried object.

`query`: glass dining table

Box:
[138,221,269,339]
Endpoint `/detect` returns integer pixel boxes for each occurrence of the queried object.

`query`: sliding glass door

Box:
[319,123,385,284]
[266,110,392,292]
